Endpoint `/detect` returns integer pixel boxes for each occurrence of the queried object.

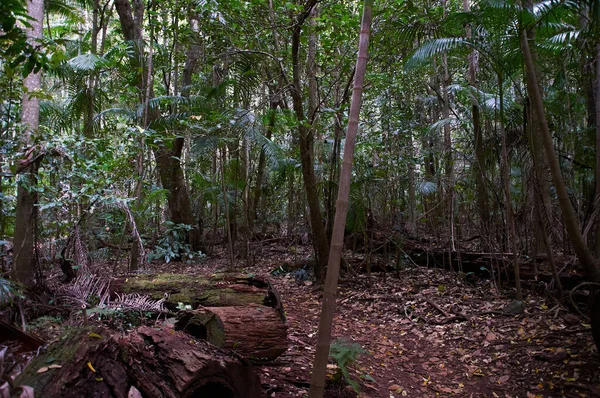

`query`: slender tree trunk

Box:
[464,0,489,247]
[594,43,600,258]
[498,73,522,301]
[519,18,600,283]
[251,88,276,225]
[407,132,416,233]
[290,2,329,282]
[12,0,44,285]
[308,0,372,395]
[441,0,454,251]
[220,149,235,269]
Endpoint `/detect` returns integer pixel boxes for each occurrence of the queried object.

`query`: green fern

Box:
[329,339,366,393]
[0,277,24,306]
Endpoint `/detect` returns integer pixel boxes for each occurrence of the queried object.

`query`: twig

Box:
[425,299,449,318]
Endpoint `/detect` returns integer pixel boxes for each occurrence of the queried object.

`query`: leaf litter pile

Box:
[2,241,599,398]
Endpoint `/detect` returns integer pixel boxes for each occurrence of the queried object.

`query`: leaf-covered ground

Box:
[4,241,600,397]
[238,243,600,397]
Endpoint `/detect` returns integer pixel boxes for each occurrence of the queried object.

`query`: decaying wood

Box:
[15,326,264,398]
[176,304,288,362]
[112,273,284,313]
[0,321,45,353]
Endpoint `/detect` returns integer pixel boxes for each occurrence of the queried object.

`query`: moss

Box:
[120,273,267,308]
[15,327,105,389]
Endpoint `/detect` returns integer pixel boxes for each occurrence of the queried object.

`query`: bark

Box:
[15,326,264,398]
[12,0,44,285]
[250,84,277,226]
[176,305,288,362]
[498,73,522,301]
[113,273,284,313]
[464,0,490,246]
[519,20,600,283]
[114,0,202,255]
[441,0,454,250]
[407,132,416,233]
[594,43,600,257]
[308,0,372,395]
[290,2,329,282]
[220,149,235,268]
[524,0,553,260]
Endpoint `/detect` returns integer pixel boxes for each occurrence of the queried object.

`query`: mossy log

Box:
[112,273,283,312]
[15,326,264,398]
[176,304,288,362]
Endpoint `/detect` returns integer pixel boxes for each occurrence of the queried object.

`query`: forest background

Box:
[1,0,600,393]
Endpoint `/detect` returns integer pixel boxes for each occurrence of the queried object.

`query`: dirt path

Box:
[236,246,600,397]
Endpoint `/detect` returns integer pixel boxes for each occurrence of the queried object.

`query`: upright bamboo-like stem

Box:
[498,72,522,300]
[220,148,235,269]
[308,0,373,395]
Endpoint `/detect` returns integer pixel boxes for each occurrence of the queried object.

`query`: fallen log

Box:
[176,304,288,362]
[112,273,283,313]
[15,326,264,398]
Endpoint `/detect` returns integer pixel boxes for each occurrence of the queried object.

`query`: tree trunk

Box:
[498,73,522,301]
[176,305,288,362]
[464,0,490,247]
[518,16,600,283]
[113,273,284,312]
[594,43,600,258]
[114,0,201,255]
[308,0,372,395]
[12,0,44,285]
[15,326,264,398]
[290,2,329,282]
[441,0,454,251]
[251,89,276,226]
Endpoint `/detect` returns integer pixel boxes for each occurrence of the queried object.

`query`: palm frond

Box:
[405,38,472,69]
[67,53,107,72]
[429,117,459,132]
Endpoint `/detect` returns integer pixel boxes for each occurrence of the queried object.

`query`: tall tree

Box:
[290,0,330,282]
[308,0,373,395]
[12,0,44,285]
[519,3,600,284]
[114,0,202,264]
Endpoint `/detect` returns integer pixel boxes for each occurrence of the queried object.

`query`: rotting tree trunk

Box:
[308,0,372,395]
[176,304,288,362]
[12,0,44,285]
[290,1,329,282]
[519,16,600,283]
[113,273,284,312]
[15,326,264,398]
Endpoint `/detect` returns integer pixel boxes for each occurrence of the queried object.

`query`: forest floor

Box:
[5,241,600,397]
[224,242,600,398]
